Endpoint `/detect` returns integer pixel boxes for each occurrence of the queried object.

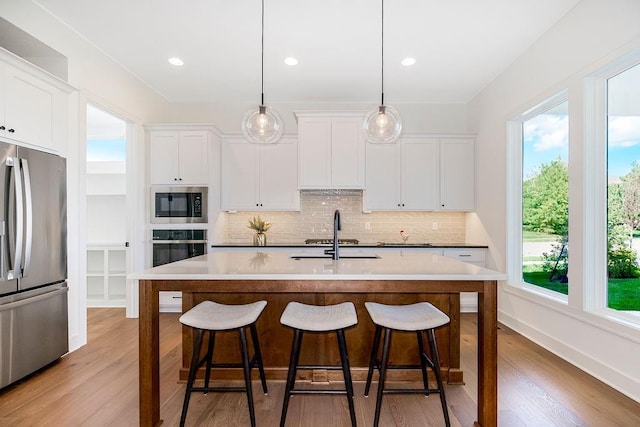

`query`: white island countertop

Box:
[129,251,506,281]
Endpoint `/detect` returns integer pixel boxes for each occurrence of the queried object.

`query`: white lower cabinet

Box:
[443,248,486,312]
[160,292,183,312]
[87,245,127,307]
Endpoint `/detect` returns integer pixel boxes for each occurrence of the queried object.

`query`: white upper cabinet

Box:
[365,137,438,210]
[0,55,72,154]
[440,138,475,210]
[365,136,475,212]
[149,130,209,185]
[295,111,365,189]
[221,136,299,211]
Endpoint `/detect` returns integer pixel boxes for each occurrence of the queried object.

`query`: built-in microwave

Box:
[151,186,208,224]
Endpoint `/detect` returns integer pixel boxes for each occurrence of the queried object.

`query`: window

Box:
[519,97,569,295]
[606,62,640,312]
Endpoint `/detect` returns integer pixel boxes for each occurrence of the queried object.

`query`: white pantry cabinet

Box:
[364,136,475,212]
[0,52,72,153]
[149,129,209,185]
[221,136,299,211]
[295,111,365,189]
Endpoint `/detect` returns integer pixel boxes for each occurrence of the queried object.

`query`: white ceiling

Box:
[35,0,581,105]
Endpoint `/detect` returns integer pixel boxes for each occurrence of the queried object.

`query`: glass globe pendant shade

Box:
[363,104,402,143]
[241,105,284,144]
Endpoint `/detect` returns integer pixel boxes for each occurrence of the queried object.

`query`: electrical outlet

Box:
[432,222,438,231]
[365,222,371,230]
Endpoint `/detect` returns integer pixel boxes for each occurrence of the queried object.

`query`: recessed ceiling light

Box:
[168,57,184,66]
[284,57,298,66]
[401,57,416,66]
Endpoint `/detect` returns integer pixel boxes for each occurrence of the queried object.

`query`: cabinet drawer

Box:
[159,291,182,312]
[443,249,486,264]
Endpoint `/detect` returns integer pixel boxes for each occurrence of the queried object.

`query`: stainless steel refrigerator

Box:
[0,142,67,389]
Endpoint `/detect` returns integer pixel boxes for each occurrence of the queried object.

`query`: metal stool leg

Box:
[203,330,216,392]
[365,325,382,396]
[180,328,204,427]
[427,329,450,427]
[280,329,303,427]
[417,330,430,396]
[250,323,268,394]
[337,330,357,427]
[373,328,392,427]
[239,327,257,427]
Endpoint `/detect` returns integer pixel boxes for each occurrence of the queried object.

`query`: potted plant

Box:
[248,216,272,246]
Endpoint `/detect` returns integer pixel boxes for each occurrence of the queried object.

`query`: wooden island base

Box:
[180,289,463,384]
[139,265,499,427]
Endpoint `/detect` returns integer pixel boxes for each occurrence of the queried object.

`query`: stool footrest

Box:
[296,365,345,371]
[191,386,247,393]
[382,388,443,395]
[290,389,349,395]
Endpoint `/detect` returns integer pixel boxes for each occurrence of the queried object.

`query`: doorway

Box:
[85,104,128,307]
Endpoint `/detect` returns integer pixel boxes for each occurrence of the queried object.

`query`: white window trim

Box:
[585,48,640,326]
[506,90,569,304]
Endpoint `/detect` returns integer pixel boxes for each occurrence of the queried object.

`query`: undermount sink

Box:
[289,254,380,260]
[376,242,433,247]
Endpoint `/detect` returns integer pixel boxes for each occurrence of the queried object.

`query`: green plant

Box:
[247,216,272,233]
[608,247,640,278]
[542,236,568,283]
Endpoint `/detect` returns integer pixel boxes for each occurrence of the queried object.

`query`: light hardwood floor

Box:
[0,309,639,426]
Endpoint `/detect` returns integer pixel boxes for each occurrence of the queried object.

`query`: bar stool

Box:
[179,300,268,427]
[364,301,451,427]
[279,301,358,427]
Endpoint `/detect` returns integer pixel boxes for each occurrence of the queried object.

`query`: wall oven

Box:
[152,229,207,267]
[151,186,207,224]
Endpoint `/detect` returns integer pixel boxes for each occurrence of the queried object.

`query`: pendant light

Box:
[241,0,283,144]
[363,0,402,143]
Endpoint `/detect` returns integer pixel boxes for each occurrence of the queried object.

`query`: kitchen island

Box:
[130,251,506,427]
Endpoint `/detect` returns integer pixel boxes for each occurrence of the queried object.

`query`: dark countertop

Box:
[211,242,488,249]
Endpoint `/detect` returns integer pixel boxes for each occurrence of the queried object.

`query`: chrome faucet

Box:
[325,209,341,260]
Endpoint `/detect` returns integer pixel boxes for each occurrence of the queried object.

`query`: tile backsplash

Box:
[224,190,466,244]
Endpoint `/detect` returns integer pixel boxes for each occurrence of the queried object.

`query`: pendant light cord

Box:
[261,0,265,106]
[380,0,385,106]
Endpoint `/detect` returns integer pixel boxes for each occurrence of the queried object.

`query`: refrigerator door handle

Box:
[6,157,23,280]
[22,159,32,277]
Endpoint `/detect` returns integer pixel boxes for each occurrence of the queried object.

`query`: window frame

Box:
[507,90,569,304]
[585,52,640,325]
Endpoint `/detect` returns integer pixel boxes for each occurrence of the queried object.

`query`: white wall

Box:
[0,0,173,350]
[163,102,469,134]
[468,0,640,402]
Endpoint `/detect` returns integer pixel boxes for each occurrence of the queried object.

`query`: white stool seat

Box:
[280,301,357,331]
[364,302,449,331]
[180,300,267,331]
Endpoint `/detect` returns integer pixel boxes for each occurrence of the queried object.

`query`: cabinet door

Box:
[364,143,400,210]
[178,131,209,185]
[401,138,439,210]
[221,139,259,210]
[297,117,331,188]
[440,139,475,210]
[259,137,299,210]
[149,131,180,184]
[3,66,56,149]
[331,117,364,188]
